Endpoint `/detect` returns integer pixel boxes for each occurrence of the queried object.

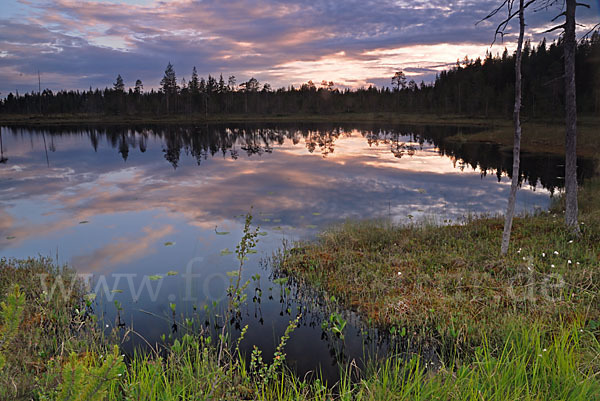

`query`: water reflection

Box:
[3,124,593,192]
[0,123,595,382]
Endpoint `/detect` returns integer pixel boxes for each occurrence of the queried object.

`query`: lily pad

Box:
[5,236,16,240]
[312,212,321,216]
[258,231,268,236]
[79,220,89,224]
[148,275,163,281]
[164,241,175,246]
[215,228,230,235]
[167,270,178,276]
[262,218,271,222]
[111,289,123,294]
[272,226,282,231]
[416,188,426,194]
[220,248,233,256]
[248,249,258,254]
[273,218,281,223]
[267,191,275,195]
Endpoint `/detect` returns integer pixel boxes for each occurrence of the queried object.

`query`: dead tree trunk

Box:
[501,0,526,255]
[564,0,579,233]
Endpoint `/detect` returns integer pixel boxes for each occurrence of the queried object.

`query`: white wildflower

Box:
[554,251,559,255]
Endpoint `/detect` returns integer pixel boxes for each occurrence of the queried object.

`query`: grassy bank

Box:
[279,178,600,355]
[1,259,599,400]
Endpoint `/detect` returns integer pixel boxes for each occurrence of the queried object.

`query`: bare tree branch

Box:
[579,22,600,42]
[545,23,567,33]
[477,0,510,24]
[480,0,536,45]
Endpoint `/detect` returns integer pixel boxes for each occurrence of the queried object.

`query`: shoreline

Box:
[0,111,502,126]
[2,112,598,158]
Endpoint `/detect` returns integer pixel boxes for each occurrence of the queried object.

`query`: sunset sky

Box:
[0,0,598,95]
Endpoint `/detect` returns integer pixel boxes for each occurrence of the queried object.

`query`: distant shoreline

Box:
[0,112,502,127]
[1,112,598,157]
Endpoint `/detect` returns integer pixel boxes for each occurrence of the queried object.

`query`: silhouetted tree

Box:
[160,62,178,113]
[134,79,143,94]
[391,71,407,91]
[1,35,598,118]
[113,75,125,92]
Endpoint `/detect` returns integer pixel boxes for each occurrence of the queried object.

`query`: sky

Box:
[0,0,598,95]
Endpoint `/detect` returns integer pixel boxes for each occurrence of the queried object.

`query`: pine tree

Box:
[160,62,178,95]
[134,79,143,94]
[392,71,407,91]
[160,62,178,113]
[218,74,226,93]
[113,74,125,92]
[189,67,200,94]
[207,75,217,94]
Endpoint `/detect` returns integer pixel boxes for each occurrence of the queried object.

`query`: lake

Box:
[0,123,595,381]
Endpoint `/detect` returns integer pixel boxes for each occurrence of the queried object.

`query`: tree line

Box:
[1,31,598,117]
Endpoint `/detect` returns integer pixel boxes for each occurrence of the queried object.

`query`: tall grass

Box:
[104,321,600,400]
[355,322,599,401]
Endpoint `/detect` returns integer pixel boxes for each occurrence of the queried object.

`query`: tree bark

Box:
[564,0,579,233]
[501,0,525,255]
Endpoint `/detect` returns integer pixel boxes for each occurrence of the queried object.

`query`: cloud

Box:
[71,224,174,272]
[0,0,598,93]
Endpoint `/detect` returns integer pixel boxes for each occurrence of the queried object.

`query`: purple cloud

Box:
[0,0,598,94]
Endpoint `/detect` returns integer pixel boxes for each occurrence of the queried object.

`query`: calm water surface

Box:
[0,123,595,381]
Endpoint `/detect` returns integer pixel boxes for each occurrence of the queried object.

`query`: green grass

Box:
[0,257,102,399]
[355,322,600,401]
[2,275,597,401]
[1,261,599,400]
